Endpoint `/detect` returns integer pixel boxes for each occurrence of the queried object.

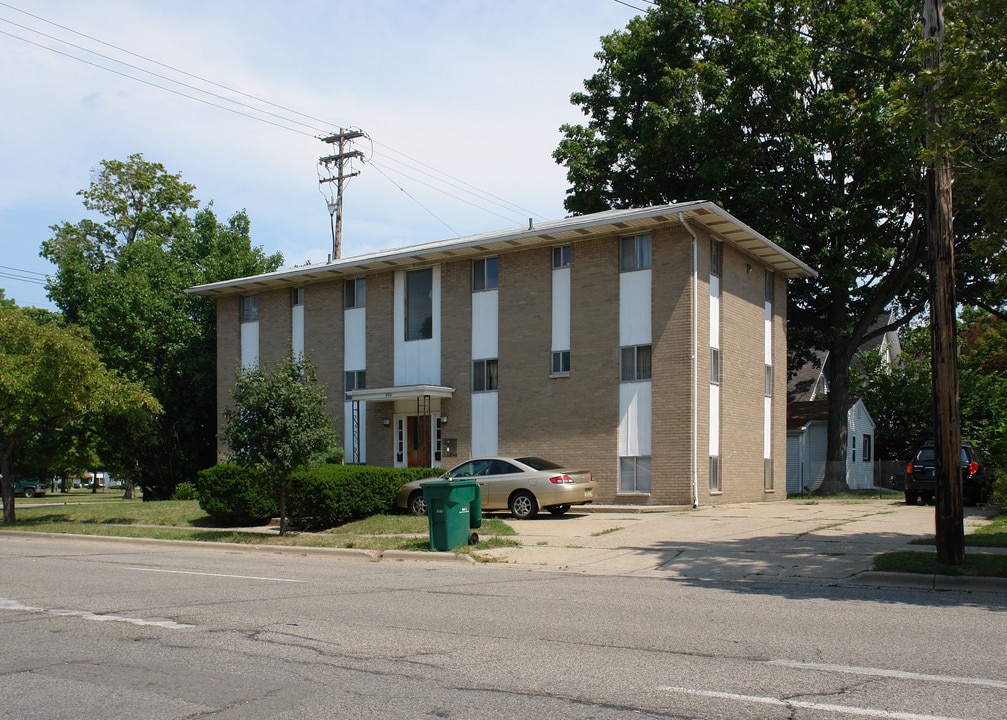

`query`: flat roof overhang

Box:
[346,384,455,402]
[186,201,817,298]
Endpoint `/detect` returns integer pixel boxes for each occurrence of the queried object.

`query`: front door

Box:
[406,415,432,467]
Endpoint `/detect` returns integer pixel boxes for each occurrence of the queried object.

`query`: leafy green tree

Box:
[42,154,282,499]
[0,304,160,523]
[554,0,1004,488]
[222,356,336,535]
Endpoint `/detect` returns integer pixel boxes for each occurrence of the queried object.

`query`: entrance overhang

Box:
[346,384,455,402]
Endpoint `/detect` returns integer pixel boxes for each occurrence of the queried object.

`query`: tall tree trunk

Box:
[1,443,16,524]
[821,347,853,493]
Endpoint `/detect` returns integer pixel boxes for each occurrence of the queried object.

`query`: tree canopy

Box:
[554,0,1006,482]
[41,154,283,498]
[0,304,159,523]
[222,356,336,535]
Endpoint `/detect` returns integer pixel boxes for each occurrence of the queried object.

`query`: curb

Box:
[848,570,1007,593]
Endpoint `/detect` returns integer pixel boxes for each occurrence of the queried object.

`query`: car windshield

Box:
[915,447,969,463]
[516,457,562,471]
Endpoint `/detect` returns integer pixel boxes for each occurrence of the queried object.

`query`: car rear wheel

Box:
[508,491,538,520]
[904,491,918,505]
[407,491,427,516]
[23,487,35,498]
[547,504,571,516]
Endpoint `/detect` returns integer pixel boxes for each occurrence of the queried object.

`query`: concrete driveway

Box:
[477,498,1002,587]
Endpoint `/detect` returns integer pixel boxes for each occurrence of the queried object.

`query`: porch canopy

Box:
[346,384,455,402]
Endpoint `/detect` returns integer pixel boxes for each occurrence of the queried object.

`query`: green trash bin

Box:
[421,479,482,551]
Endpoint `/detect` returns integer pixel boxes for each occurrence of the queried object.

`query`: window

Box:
[619,457,651,493]
[765,365,774,397]
[863,435,872,462]
[710,241,722,278]
[765,270,774,303]
[552,245,571,269]
[852,435,856,462]
[344,370,365,399]
[344,278,366,309]
[472,257,498,291]
[405,269,433,341]
[620,345,652,382]
[551,350,570,375]
[239,295,259,324]
[473,358,498,392]
[710,348,721,385]
[291,287,304,307]
[764,458,774,490]
[709,456,721,492]
[619,234,652,272]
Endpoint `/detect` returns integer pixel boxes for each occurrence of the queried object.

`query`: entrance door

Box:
[406,415,432,467]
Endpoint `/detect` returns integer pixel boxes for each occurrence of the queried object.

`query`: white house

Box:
[786,399,877,493]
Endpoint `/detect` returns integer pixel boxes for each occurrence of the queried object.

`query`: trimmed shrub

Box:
[288,465,439,530]
[172,482,198,501]
[196,463,278,526]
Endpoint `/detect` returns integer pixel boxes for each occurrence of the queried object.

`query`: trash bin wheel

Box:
[468,532,479,546]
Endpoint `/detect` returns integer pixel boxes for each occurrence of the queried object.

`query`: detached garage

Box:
[787,399,876,494]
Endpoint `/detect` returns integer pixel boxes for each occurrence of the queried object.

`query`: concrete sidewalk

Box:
[474,498,1006,591]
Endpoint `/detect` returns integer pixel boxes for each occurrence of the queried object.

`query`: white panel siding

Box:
[619,269,651,346]
[344,307,366,369]
[709,384,720,454]
[292,305,304,358]
[471,392,498,457]
[551,266,570,351]
[764,397,772,459]
[240,322,258,370]
[394,267,441,386]
[709,276,720,349]
[618,383,652,457]
[471,289,499,359]
[764,300,773,365]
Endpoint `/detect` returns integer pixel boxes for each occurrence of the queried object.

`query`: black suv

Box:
[905,441,984,506]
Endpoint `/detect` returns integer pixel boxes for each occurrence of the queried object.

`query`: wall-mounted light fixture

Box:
[440,415,448,425]
[746,263,753,273]
[382,418,391,427]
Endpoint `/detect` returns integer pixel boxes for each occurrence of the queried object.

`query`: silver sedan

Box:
[396,456,597,519]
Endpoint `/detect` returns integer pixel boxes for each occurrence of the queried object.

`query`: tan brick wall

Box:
[258,287,292,369]
[718,244,783,503]
[303,281,344,449]
[495,238,622,498]
[440,260,473,463]
[363,272,395,466]
[216,296,240,461]
[651,225,699,505]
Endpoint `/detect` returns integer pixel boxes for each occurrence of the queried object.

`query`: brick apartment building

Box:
[188,202,815,506]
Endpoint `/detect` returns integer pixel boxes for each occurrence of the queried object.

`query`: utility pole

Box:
[922,0,964,566]
[319,129,365,260]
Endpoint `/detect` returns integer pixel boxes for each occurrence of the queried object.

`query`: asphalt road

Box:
[1,533,1005,720]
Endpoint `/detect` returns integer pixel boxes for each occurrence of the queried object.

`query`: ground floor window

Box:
[709,455,721,492]
[764,458,774,490]
[619,456,651,493]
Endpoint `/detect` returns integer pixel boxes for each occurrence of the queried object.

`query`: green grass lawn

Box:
[3,496,518,555]
[874,512,1007,577]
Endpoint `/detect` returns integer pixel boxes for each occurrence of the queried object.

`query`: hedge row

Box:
[195,463,440,529]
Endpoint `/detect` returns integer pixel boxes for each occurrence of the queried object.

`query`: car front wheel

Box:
[509,491,538,520]
[408,491,427,516]
[23,487,35,498]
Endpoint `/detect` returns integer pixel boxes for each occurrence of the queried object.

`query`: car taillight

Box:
[906,461,914,474]
[549,474,573,484]
[968,461,979,476]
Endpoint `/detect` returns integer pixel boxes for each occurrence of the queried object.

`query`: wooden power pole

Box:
[319,129,365,260]
[923,0,964,566]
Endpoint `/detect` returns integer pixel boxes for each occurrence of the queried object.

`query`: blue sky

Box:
[0,0,643,309]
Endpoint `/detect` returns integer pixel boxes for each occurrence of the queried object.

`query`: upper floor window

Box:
[291,287,304,307]
[710,348,721,385]
[473,258,498,292]
[620,234,652,272]
[765,269,774,303]
[473,358,499,392]
[765,364,774,397]
[239,295,259,324]
[551,350,571,375]
[620,344,652,382]
[710,241,722,278]
[552,246,571,269]
[344,278,366,309]
[405,269,433,341]
[344,370,365,399]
